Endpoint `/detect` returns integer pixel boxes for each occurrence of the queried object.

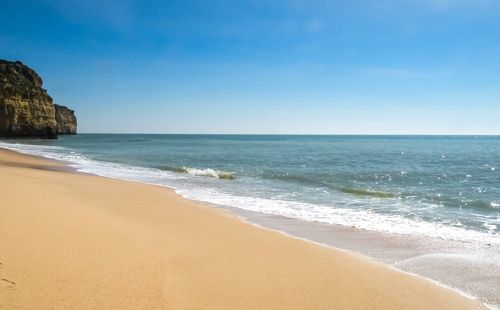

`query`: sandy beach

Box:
[0,148,484,309]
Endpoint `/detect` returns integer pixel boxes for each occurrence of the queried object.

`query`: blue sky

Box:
[1,0,499,134]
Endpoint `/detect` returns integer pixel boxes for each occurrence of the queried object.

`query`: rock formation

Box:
[0,60,77,138]
[54,104,77,135]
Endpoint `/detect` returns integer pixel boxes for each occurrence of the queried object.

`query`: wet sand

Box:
[0,148,484,309]
[224,206,500,308]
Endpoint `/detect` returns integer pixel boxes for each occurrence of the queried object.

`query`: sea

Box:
[1,134,499,307]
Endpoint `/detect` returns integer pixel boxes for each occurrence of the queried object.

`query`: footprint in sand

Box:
[1,278,16,288]
[0,262,16,288]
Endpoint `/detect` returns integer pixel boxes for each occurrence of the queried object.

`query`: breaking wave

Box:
[161,165,235,179]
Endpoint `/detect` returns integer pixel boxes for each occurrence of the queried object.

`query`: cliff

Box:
[0,60,77,138]
[55,104,77,134]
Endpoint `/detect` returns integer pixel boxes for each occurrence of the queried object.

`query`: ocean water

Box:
[2,134,498,241]
[1,134,499,306]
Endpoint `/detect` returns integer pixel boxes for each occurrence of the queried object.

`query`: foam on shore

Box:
[1,141,498,247]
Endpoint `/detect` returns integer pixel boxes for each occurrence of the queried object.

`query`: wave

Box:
[178,188,500,246]
[260,171,397,199]
[1,141,498,246]
[259,171,321,186]
[161,165,235,180]
[339,187,395,198]
[260,171,499,211]
[422,195,500,211]
[161,165,189,173]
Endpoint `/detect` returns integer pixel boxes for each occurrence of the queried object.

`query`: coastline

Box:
[218,205,499,309]
[0,148,486,309]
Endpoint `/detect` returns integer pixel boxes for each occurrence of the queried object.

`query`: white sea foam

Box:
[0,142,184,183]
[1,141,499,247]
[178,187,500,246]
[184,167,235,179]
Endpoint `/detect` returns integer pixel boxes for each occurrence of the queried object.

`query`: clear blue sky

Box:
[1,0,499,134]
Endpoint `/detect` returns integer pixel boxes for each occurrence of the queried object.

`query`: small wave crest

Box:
[259,171,396,198]
[2,141,498,247]
[259,171,319,186]
[162,165,235,180]
[177,188,500,246]
[339,187,395,198]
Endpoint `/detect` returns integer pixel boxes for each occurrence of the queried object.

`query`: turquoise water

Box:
[1,134,499,244]
[2,134,500,306]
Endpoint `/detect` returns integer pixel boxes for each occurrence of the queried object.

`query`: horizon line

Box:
[75,132,500,136]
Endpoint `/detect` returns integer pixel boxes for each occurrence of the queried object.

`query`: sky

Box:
[1,0,500,134]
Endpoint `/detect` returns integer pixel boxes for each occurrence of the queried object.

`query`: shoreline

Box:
[0,147,486,309]
[217,205,498,309]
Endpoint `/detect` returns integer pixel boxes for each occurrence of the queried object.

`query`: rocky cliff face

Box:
[0,60,77,138]
[55,104,77,134]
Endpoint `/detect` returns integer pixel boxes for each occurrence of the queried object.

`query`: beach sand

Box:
[0,148,484,309]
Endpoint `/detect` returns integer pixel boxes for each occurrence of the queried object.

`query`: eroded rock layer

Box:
[55,104,77,135]
[0,60,77,138]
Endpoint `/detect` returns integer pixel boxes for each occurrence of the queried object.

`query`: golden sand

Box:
[0,148,483,309]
